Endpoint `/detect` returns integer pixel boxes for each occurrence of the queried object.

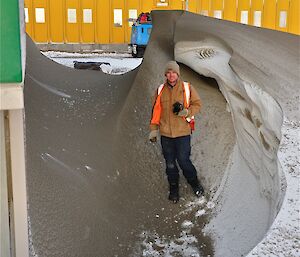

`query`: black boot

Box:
[188,178,204,197]
[168,182,179,203]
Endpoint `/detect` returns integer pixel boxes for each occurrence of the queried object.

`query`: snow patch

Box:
[138,230,200,257]
[41,51,142,74]
[247,119,300,257]
[134,196,213,256]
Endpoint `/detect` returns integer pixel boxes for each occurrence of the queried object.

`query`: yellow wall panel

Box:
[237,0,250,10]
[211,0,223,18]
[252,0,263,10]
[96,0,110,43]
[187,0,198,13]
[111,0,125,43]
[289,0,300,34]
[25,0,300,43]
[65,0,80,43]
[199,0,210,16]
[142,0,153,12]
[237,0,250,24]
[32,0,48,42]
[195,0,202,13]
[223,0,236,21]
[24,0,34,38]
[211,0,223,10]
[276,0,289,32]
[263,0,276,29]
[171,0,184,11]
[126,0,141,43]
[250,0,263,26]
[49,0,64,42]
[81,0,95,43]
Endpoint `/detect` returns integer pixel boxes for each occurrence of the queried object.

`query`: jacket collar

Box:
[166,79,181,89]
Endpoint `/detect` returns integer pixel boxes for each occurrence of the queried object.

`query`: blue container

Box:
[130,23,152,57]
[131,23,152,45]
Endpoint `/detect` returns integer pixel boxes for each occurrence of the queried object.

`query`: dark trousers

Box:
[161,135,198,184]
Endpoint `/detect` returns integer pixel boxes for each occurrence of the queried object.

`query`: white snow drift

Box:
[175,39,299,257]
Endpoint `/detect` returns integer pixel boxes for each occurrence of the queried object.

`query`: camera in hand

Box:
[173,102,184,114]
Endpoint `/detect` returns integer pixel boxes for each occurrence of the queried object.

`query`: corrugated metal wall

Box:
[24,0,300,43]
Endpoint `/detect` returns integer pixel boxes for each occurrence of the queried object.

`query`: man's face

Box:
[165,70,179,84]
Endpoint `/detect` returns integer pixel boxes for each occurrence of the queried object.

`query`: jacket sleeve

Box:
[150,90,159,131]
[187,84,202,118]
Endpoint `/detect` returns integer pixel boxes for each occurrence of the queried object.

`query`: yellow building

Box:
[24,0,300,44]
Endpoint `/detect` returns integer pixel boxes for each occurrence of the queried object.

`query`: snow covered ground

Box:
[248,119,300,257]
[41,51,142,75]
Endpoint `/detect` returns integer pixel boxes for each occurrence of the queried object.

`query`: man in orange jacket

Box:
[149,61,204,203]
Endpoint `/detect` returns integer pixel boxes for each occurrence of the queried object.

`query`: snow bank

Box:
[41,51,142,75]
[175,39,286,256]
[248,119,300,257]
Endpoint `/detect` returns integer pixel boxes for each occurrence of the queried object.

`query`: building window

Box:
[253,11,262,27]
[114,9,123,27]
[279,11,287,28]
[24,8,29,23]
[35,8,45,23]
[200,10,209,16]
[128,9,137,27]
[241,11,248,24]
[157,0,168,6]
[157,2,168,6]
[68,9,77,23]
[83,9,92,23]
[214,10,222,19]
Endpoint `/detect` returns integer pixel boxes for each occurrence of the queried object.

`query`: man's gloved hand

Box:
[149,130,159,142]
[177,108,189,117]
[173,102,184,114]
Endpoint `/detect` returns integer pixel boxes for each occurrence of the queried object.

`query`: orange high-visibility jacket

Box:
[150,81,201,137]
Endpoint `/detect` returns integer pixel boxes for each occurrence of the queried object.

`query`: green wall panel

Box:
[0,0,22,83]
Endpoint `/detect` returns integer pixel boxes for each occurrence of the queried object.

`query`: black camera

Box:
[173,102,183,114]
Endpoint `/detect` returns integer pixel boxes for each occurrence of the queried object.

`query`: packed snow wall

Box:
[24,10,299,257]
[173,12,299,256]
[25,11,234,257]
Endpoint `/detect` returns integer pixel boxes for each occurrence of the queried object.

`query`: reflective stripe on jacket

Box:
[150,83,165,126]
[150,80,201,137]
